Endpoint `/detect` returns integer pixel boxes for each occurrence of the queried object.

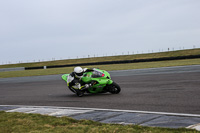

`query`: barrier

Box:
[25,55,200,70]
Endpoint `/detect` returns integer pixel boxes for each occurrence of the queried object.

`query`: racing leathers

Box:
[67,68,93,91]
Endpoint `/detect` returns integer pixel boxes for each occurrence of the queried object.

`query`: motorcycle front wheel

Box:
[108,82,121,94]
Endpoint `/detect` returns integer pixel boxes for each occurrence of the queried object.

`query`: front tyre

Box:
[108,82,121,94]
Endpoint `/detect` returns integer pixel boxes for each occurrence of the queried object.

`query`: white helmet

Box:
[74,66,83,78]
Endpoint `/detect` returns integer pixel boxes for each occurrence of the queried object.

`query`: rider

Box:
[67,66,94,94]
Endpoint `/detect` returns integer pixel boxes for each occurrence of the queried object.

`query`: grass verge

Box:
[0,111,197,133]
[1,48,200,69]
[1,58,200,78]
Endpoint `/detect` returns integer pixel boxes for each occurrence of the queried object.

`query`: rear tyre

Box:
[68,86,85,97]
[109,82,121,94]
[68,87,76,93]
[76,90,84,97]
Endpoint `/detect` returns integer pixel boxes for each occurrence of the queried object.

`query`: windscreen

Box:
[91,70,104,78]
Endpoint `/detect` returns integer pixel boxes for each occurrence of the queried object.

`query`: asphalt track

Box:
[0,65,200,115]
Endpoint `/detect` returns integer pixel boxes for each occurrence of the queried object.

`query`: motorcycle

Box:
[62,68,121,97]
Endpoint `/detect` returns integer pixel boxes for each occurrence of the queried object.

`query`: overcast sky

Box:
[0,0,200,64]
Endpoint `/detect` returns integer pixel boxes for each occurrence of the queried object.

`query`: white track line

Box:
[1,105,200,117]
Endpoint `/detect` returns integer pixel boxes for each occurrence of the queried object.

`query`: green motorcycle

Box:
[62,68,121,97]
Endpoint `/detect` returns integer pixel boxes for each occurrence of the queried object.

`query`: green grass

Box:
[1,48,200,69]
[0,111,198,133]
[1,58,200,78]
[1,48,200,78]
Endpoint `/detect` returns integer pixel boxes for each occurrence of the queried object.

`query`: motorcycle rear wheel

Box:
[69,87,84,97]
[76,90,85,97]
